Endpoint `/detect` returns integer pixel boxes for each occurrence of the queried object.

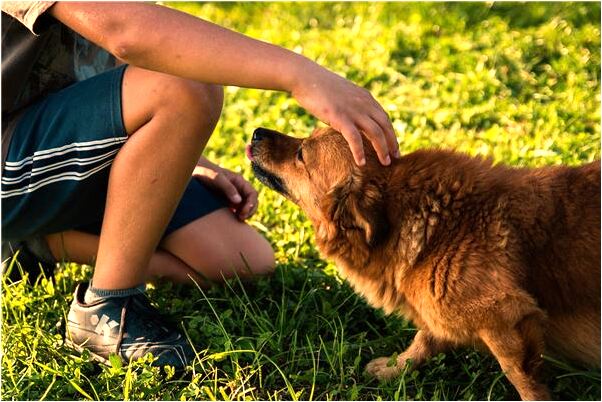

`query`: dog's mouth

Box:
[245,144,255,161]
[247,134,291,198]
[251,161,290,198]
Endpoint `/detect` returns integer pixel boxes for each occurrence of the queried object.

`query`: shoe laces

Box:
[114,293,180,355]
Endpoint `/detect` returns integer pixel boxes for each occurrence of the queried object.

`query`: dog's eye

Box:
[296,147,304,163]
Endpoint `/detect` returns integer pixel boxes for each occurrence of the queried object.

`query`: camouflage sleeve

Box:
[1,1,56,34]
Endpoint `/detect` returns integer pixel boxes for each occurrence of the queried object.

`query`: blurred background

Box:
[170,1,600,168]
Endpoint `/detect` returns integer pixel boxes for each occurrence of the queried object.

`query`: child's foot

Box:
[65,282,194,369]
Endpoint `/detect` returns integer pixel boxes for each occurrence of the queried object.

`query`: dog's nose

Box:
[252,127,271,142]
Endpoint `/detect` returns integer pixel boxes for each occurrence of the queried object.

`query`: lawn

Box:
[2,2,600,400]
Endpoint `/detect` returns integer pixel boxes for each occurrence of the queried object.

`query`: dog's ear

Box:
[324,176,390,247]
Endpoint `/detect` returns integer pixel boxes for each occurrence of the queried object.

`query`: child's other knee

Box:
[244,233,275,276]
[212,224,275,278]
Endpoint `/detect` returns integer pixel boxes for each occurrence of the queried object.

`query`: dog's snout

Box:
[252,127,272,142]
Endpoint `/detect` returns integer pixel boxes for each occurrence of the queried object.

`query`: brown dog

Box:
[248,126,601,400]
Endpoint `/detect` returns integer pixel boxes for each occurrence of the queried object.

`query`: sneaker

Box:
[65,282,194,369]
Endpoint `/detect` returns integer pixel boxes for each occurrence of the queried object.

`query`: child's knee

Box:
[162,79,223,130]
[236,232,275,277]
[250,235,276,275]
[178,81,223,127]
[121,66,223,136]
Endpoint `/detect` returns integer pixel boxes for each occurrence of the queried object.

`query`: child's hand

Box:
[193,158,258,221]
[290,64,399,166]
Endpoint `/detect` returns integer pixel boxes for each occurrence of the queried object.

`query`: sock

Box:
[84,281,146,304]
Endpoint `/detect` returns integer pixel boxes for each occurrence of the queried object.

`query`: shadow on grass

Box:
[1,252,600,400]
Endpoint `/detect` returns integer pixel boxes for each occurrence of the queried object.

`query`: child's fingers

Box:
[229,174,259,219]
[238,187,257,217]
[358,116,391,166]
[337,119,366,166]
[371,109,399,158]
[215,174,243,204]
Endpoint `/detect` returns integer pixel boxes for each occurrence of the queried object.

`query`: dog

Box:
[247,126,601,400]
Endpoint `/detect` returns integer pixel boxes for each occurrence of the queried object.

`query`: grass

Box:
[2,2,600,400]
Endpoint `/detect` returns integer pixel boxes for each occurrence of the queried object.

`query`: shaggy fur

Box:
[248,126,601,400]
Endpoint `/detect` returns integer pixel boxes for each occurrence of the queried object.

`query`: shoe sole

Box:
[64,338,113,366]
[65,338,191,378]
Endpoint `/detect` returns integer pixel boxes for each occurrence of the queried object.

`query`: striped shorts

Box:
[2,65,226,243]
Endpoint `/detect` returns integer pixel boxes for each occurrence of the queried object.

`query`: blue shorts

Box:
[1,65,227,242]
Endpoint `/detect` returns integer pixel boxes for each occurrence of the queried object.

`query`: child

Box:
[1,1,398,369]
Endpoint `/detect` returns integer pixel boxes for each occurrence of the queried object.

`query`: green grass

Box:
[2,2,600,400]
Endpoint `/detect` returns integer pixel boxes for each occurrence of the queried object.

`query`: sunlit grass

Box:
[2,2,600,400]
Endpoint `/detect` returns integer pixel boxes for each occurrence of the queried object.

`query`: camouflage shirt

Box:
[1,1,117,165]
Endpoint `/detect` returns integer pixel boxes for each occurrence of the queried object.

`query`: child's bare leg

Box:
[160,207,275,282]
[91,66,223,290]
[45,209,275,286]
[45,230,204,284]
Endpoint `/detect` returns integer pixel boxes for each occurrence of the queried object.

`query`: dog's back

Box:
[512,160,600,366]
[391,154,600,366]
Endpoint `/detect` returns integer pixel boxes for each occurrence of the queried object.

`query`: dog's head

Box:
[248,127,390,247]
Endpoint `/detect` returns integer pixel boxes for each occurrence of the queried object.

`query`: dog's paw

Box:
[365,356,402,381]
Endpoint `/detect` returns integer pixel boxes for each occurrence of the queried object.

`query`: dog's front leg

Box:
[478,313,550,401]
[365,329,450,381]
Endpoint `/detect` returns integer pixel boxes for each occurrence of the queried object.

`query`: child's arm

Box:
[49,2,398,166]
